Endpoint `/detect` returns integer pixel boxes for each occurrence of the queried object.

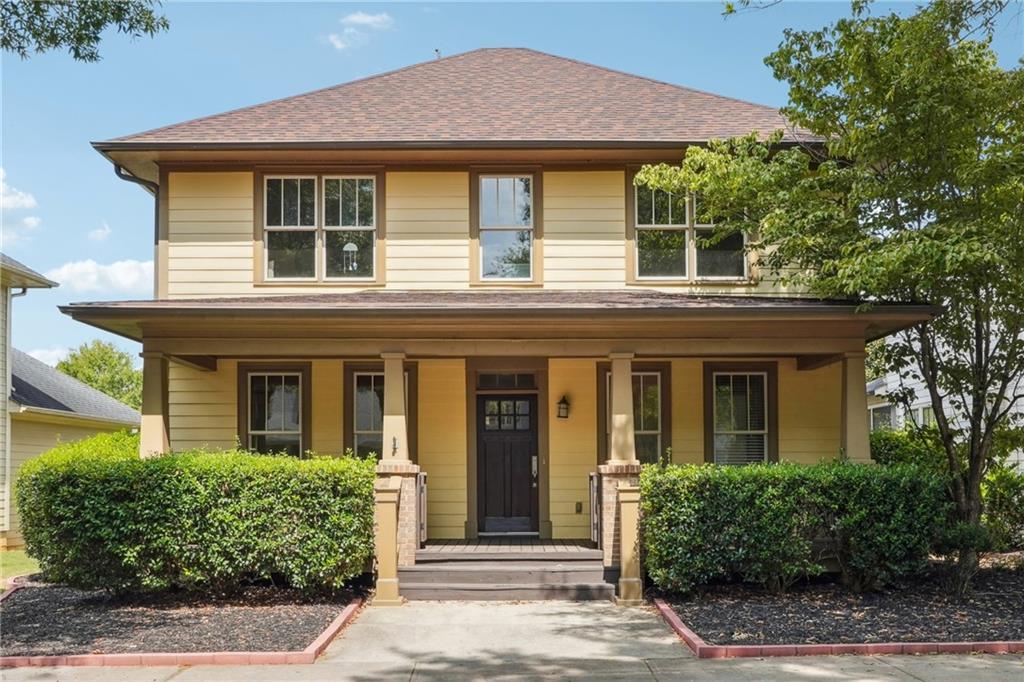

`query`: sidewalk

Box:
[2,601,1022,680]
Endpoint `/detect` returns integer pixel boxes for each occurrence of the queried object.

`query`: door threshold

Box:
[477,532,540,538]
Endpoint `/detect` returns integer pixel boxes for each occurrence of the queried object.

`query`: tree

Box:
[58,341,142,409]
[1,0,168,62]
[637,0,1024,593]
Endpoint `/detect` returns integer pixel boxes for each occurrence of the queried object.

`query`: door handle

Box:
[531,455,538,479]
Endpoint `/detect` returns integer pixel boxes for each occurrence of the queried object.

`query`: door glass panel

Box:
[484,416,499,430]
[515,400,529,415]
[485,400,499,415]
[500,415,514,430]
[515,416,530,430]
[500,400,514,414]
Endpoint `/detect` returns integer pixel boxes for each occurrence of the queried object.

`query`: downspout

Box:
[113,165,161,297]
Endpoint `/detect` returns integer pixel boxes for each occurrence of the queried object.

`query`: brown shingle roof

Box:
[99,48,810,149]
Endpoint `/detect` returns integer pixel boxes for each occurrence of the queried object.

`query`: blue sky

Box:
[2,1,1021,365]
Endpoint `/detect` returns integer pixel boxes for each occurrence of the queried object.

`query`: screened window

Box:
[480,175,533,280]
[712,372,768,465]
[605,372,662,465]
[264,175,378,281]
[324,177,376,279]
[248,373,302,456]
[870,405,894,431]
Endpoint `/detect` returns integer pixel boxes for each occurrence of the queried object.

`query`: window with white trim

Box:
[605,371,663,464]
[634,185,747,281]
[869,405,894,431]
[248,372,302,456]
[479,175,533,280]
[712,372,768,465]
[263,175,377,281]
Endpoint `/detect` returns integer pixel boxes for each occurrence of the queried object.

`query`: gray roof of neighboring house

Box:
[1,253,57,288]
[10,348,140,426]
[866,377,887,396]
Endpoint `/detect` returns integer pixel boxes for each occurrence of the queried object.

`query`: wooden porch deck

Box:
[421,539,596,554]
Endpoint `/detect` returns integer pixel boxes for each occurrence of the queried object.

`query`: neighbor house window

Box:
[479,175,533,280]
[247,372,303,456]
[604,371,664,465]
[263,174,379,282]
[870,405,893,431]
[633,183,747,281]
[712,372,768,465]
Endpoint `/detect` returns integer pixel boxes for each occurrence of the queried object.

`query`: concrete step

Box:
[400,581,616,601]
[399,561,607,585]
[415,548,603,563]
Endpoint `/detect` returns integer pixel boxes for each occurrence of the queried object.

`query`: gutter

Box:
[113,165,159,245]
[10,401,139,430]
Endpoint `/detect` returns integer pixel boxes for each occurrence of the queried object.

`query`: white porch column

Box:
[841,351,871,463]
[139,352,169,458]
[381,352,409,462]
[608,352,637,463]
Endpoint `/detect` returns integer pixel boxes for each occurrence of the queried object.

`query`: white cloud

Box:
[45,259,153,295]
[27,347,70,367]
[2,214,42,248]
[0,168,37,211]
[341,11,393,29]
[88,221,112,241]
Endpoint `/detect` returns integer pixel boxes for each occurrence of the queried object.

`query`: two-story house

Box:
[63,49,932,598]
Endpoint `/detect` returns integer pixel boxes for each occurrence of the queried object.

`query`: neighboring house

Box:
[61,49,932,597]
[1,255,140,549]
[867,372,1024,470]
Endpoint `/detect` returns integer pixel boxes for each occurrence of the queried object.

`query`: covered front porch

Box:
[61,290,933,601]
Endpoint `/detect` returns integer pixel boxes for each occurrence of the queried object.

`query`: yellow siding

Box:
[777,359,843,463]
[2,419,121,547]
[543,172,627,288]
[168,360,238,450]
[548,359,597,539]
[670,359,704,464]
[1,286,8,530]
[385,172,470,289]
[311,360,343,455]
[417,360,468,539]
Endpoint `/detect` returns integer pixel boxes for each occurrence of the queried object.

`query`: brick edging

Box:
[0,597,362,668]
[653,598,1024,659]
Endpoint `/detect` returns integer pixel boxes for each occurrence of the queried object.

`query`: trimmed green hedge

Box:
[640,462,949,594]
[984,465,1024,551]
[16,432,376,593]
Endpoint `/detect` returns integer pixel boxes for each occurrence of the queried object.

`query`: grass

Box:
[1,550,39,581]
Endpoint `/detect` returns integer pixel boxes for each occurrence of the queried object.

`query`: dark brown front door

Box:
[478,395,538,533]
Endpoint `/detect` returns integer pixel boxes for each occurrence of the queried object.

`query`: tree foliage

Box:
[1,0,168,62]
[638,0,1024,592]
[57,340,142,409]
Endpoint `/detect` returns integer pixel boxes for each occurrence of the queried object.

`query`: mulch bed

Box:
[663,558,1024,646]
[0,578,362,657]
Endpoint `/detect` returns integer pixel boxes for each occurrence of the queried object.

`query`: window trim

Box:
[595,361,672,464]
[469,169,544,286]
[342,361,418,462]
[702,361,778,464]
[263,174,319,282]
[254,169,386,287]
[870,404,895,431]
[237,362,312,456]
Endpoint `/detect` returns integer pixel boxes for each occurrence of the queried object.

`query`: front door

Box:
[477,395,538,533]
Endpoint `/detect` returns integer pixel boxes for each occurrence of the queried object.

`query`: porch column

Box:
[139,352,169,458]
[376,351,420,568]
[616,485,643,605]
[372,475,403,606]
[841,351,871,463]
[598,352,642,602]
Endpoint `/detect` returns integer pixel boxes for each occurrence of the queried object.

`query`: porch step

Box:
[399,561,607,585]
[400,581,615,601]
[415,548,603,563]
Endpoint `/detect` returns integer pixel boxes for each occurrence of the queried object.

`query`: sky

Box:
[2,1,1022,366]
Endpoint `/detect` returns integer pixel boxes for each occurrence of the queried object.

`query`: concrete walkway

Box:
[3,601,1022,681]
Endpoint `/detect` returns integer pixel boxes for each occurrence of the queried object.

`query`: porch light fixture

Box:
[557,395,570,419]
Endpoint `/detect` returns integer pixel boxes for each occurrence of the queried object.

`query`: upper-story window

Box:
[264,174,378,282]
[479,175,533,280]
[633,184,747,282]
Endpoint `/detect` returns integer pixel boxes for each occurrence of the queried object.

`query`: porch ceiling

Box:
[60,291,935,352]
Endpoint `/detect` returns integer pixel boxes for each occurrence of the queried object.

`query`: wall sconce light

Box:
[557,395,570,419]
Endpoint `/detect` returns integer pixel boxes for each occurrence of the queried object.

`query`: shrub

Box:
[640,461,949,594]
[870,428,945,472]
[983,465,1024,551]
[16,432,376,593]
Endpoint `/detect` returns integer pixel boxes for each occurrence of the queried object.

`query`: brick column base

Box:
[597,462,642,569]
[376,461,421,567]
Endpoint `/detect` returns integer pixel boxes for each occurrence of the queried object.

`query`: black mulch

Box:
[664,560,1024,646]
[0,580,362,657]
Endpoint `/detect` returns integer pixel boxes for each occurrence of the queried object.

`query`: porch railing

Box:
[589,472,601,547]
[416,471,428,547]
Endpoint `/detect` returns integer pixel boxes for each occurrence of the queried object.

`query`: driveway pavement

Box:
[3,601,1022,681]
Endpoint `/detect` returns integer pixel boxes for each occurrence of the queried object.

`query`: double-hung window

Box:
[711,372,768,465]
[263,174,378,282]
[604,371,665,465]
[870,404,894,431]
[247,372,303,456]
[633,183,747,281]
[479,175,534,280]
[351,370,412,459]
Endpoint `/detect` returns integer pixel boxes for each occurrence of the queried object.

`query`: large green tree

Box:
[57,341,142,410]
[1,0,168,62]
[638,0,1024,592]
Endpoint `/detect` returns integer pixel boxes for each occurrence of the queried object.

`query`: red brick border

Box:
[653,598,1024,659]
[0,596,362,668]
